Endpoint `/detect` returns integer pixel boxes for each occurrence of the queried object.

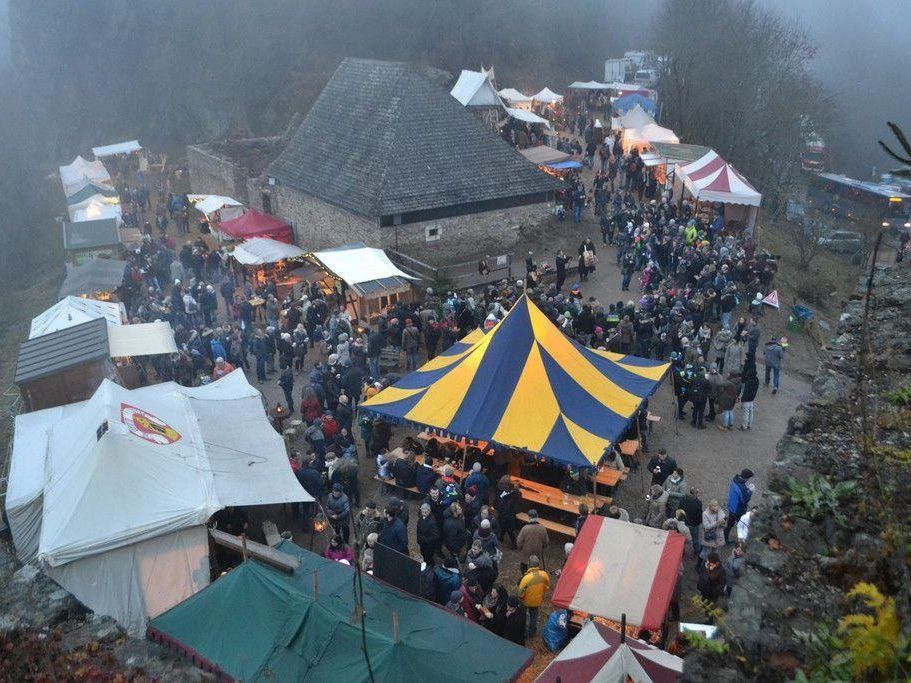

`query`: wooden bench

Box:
[373,474,421,497]
[379,347,400,371]
[516,512,577,538]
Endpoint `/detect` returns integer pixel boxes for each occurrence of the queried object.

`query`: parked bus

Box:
[807,172,911,231]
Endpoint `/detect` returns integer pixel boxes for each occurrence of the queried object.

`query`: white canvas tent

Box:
[568,80,611,90]
[188,194,245,221]
[107,321,179,357]
[59,156,112,196]
[450,70,503,108]
[505,107,552,127]
[92,140,142,158]
[619,104,656,130]
[622,123,680,153]
[30,296,125,339]
[498,87,531,103]
[5,371,312,634]
[231,237,307,266]
[532,87,563,103]
[69,196,123,224]
[312,246,415,286]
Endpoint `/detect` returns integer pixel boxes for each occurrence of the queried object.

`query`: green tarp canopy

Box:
[148,541,532,682]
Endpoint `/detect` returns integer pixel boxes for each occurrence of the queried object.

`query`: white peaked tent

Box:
[29,296,125,339]
[533,87,563,103]
[69,196,123,223]
[450,70,503,108]
[5,370,312,634]
[505,108,552,127]
[619,104,656,130]
[568,80,611,90]
[59,156,112,196]
[231,237,307,266]
[188,194,245,222]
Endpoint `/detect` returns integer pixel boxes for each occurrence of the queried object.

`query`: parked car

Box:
[818,230,863,253]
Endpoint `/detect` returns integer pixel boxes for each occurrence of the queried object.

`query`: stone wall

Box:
[249,179,551,266]
[187,144,250,204]
[683,264,911,681]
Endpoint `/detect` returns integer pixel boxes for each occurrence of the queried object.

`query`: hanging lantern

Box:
[312,510,327,533]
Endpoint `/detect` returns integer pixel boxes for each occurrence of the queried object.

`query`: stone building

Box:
[187,137,285,206]
[253,58,562,265]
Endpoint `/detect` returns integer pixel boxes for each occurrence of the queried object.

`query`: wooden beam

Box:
[209,528,299,573]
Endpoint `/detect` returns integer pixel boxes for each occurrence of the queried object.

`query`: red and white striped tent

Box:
[535,620,683,683]
[673,149,762,232]
[552,516,685,630]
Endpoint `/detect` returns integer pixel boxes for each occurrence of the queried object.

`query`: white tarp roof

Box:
[498,87,531,103]
[623,123,680,152]
[312,246,416,286]
[619,104,656,129]
[520,146,571,166]
[532,87,563,103]
[59,156,112,193]
[506,107,552,127]
[568,80,611,90]
[30,296,125,339]
[5,370,312,570]
[69,197,123,223]
[231,237,307,265]
[92,140,142,157]
[450,70,503,107]
[189,194,244,216]
[107,321,179,357]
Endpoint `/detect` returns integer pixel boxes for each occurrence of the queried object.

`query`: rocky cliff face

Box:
[684,264,911,681]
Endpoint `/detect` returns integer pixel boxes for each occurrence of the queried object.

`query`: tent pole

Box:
[393,610,400,643]
[313,571,319,601]
[620,613,627,643]
[241,533,248,562]
[636,418,645,495]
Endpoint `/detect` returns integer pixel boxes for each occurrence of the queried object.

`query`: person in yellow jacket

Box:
[684,221,698,246]
[517,555,550,638]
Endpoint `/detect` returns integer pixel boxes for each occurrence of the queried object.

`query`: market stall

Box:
[92,140,143,158]
[613,92,658,117]
[216,208,294,244]
[614,104,655,132]
[535,619,683,682]
[58,257,127,300]
[641,142,712,187]
[532,87,563,104]
[552,516,685,636]
[29,296,126,339]
[59,156,113,196]
[622,122,680,154]
[230,237,307,298]
[673,150,762,235]
[498,87,533,110]
[310,244,416,322]
[187,194,245,227]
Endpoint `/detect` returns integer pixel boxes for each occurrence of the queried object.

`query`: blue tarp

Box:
[547,160,583,170]
[613,93,657,116]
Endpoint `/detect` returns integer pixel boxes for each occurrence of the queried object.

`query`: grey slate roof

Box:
[59,258,128,298]
[15,317,109,384]
[63,218,121,251]
[268,58,561,218]
[65,183,119,206]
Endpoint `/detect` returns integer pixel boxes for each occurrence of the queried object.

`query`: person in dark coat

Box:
[416,502,441,565]
[697,552,726,607]
[393,452,417,489]
[502,596,527,646]
[295,454,324,525]
[434,557,462,604]
[442,503,468,562]
[415,454,441,495]
[378,507,409,556]
[496,478,520,548]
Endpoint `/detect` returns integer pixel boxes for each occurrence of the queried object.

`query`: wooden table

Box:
[249,296,267,324]
[414,453,466,481]
[512,477,600,515]
[595,466,627,487]
[416,430,491,452]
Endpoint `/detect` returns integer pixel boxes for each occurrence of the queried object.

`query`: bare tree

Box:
[879,122,911,179]
[652,0,835,210]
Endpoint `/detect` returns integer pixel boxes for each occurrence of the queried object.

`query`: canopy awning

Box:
[532,87,563,103]
[189,194,244,217]
[520,146,571,166]
[107,322,179,357]
[149,540,532,681]
[69,197,123,223]
[231,237,306,265]
[498,87,532,103]
[568,80,611,90]
[622,123,680,153]
[642,142,713,168]
[535,620,683,682]
[312,245,415,286]
[506,107,552,126]
[92,140,142,157]
[547,160,583,170]
[552,516,685,629]
[676,151,762,206]
[361,295,668,470]
[30,296,125,339]
[216,209,293,243]
[59,258,127,298]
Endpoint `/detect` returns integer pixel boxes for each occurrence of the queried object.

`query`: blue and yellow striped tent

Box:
[361,295,669,469]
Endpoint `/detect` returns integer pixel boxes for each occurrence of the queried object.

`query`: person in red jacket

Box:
[323,534,354,564]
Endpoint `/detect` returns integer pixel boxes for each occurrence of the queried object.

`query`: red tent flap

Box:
[217,209,293,243]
